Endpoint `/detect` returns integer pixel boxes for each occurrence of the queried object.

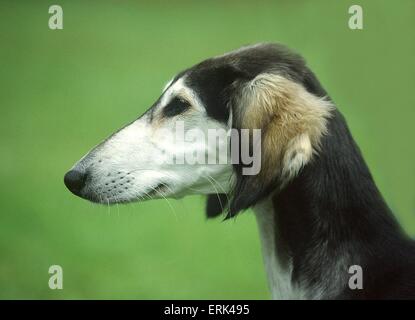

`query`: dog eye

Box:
[162,97,191,118]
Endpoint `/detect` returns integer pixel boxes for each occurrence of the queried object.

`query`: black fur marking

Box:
[273,110,415,299]
[162,96,191,118]
[205,194,228,218]
[186,64,248,123]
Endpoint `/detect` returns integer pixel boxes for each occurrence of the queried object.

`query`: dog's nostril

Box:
[64,170,87,196]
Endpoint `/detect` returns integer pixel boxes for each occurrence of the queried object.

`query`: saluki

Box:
[64,43,415,299]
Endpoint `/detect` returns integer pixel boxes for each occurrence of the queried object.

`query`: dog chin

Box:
[82,193,136,205]
[80,182,172,205]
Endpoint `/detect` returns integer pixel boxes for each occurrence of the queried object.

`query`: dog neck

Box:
[254,200,298,299]
[253,111,405,299]
[253,194,354,300]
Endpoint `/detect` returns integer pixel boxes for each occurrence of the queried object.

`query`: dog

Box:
[64,43,415,299]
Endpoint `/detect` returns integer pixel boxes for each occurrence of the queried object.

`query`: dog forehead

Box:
[159,43,315,123]
[160,77,188,103]
[178,62,240,123]
[155,76,205,118]
[168,43,299,123]
[159,67,233,120]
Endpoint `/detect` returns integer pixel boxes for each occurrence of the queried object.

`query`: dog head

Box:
[64,43,332,217]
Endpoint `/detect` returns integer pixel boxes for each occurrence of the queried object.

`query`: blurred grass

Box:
[0,0,414,299]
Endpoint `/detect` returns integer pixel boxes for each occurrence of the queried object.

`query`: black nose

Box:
[64,170,87,196]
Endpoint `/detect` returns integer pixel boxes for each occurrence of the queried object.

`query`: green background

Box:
[0,0,414,299]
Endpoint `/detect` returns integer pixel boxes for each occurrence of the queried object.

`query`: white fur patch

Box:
[254,199,303,299]
[72,76,232,204]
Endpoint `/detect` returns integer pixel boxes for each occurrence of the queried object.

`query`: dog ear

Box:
[227,73,333,217]
[206,194,228,218]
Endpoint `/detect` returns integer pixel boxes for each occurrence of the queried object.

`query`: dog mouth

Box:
[83,181,171,205]
[145,182,170,198]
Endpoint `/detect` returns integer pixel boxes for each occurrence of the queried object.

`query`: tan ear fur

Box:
[236,73,333,186]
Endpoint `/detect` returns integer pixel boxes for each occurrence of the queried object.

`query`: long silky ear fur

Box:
[228,73,333,217]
